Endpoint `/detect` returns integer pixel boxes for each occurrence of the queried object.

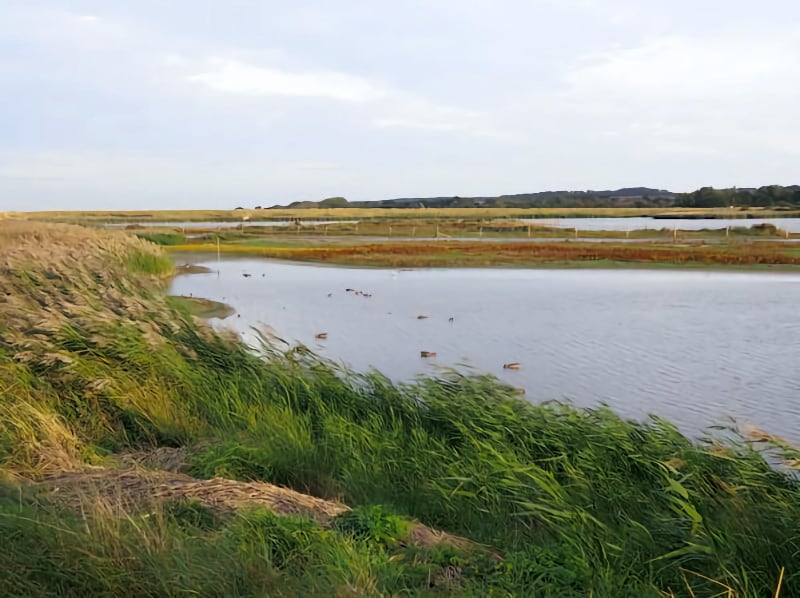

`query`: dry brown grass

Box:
[38,460,481,552]
[0,221,177,373]
[43,467,350,521]
[0,221,182,475]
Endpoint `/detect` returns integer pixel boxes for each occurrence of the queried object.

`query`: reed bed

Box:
[0,221,798,596]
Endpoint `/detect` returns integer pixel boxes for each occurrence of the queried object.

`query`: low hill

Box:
[362,187,675,209]
[270,187,676,210]
[268,185,800,210]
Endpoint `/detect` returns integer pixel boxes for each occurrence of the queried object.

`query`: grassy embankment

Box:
[1,222,799,595]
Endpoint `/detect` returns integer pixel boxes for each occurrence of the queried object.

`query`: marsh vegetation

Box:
[0,222,798,596]
[168,238,800,270]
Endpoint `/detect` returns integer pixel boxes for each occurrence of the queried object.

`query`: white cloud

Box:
[163,53,188,67]
[374,99,512,140]
[183,56,507,140]
[375,101,479,130]
[7,1,800,209]
[186,57,510,139]
[558,29,800,156]
[565,31,800,103]
[187,58,386,102]
[374,118,471,133]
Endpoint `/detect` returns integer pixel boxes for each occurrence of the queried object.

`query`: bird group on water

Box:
[235,273,521,373]
[312,286,520,373]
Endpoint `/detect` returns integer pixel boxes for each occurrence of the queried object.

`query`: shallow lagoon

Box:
[170,257,800,440]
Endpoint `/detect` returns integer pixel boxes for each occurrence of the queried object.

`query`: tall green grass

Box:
[134,232,188,246]
[1,222,798,595]
[0,487,492,596]
[177,344,799,596]
[123,249,175,275]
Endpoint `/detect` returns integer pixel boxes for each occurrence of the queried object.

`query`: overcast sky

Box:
[1,1,799,210]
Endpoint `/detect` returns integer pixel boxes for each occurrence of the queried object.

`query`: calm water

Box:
[170,258,800,440]
[519,217,800,232]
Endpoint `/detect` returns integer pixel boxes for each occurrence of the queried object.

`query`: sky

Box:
[1,1,799,210]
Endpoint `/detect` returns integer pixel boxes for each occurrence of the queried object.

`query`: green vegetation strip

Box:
[166,238,800,270]
[0,221,797,596]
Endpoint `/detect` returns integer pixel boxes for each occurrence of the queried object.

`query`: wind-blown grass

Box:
[0,485,493,596]
[0,221,798,596]
[134,231,188,246]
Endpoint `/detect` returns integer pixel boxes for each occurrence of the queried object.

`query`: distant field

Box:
[12,206,800,222]
[129,218,798,243]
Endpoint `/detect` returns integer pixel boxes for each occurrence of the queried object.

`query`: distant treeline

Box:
[265,185,800,210]
[674,185,800,208]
